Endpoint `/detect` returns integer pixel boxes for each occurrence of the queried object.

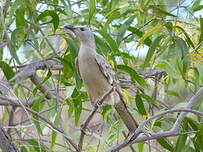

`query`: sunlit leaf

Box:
[157,138,174,151]
[138,142,144,152]
[199,17,203,43]
[0,61,15,80]
[166,90,181,98]
[98,30,119,52]
[88,0,96,23]
[32,93,46,135]
[116,15,136,45]
[33,70,52,96]
[135,93,147,115]
[175,26,195,48]
[140,93,159,106]
[51,109,62,150]
[149,5,176,17]
[35,10,59,30]
[136,25,165,48]
[143,35,164,68]
[117,65,147,87]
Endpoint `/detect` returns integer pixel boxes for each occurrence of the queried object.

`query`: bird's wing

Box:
[95,54,118,85]
[75,57,81,78]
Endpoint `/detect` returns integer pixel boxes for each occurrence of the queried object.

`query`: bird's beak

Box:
[64,25,76,31]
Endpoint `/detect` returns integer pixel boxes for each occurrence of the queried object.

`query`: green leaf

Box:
[136,25,165,48]
[11,27,26,47]
[199,17,203,43]
[138,142,144,152]
[9,0,25,23]
[27,139,46,152]
[98,30,119,52]
[66,99,74,118]
[0,61,15,80]
[32,94,47,135]
[192,0,201,9]
[128,27,152,46]
[64,38,82,89]
[174,26,195,48]
[104,9,120,30]
[193,67,200,91]
[149,5,176,17]
[35,10,59,30]
[117,65,147,87]
[143,35,164,68]
[135,93,147,115]
[185,117,199,131]
[20,146,28,152]
[157,138,174,151]
[155,61,178,78]
[164,22,173,31]
[95,35,111,55]
[57,55,74,79]
[50,109,62,150]
[166,90,181,98]
[193,5,203,12]
[174,134,188,152]
[139,93,159,106]
[16,8,26,27]
[88,0,96,23]
[175,37,190,75]
[116,15,136,45]
[33,70,52,95]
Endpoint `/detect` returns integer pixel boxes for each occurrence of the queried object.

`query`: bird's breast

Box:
[78,52,111,102]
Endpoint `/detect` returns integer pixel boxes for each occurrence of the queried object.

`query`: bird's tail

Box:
[114,101,138,133]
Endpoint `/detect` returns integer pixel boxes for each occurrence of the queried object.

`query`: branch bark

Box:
[0,125,19,152]
[107,87,203,152]
[78,88,114,151]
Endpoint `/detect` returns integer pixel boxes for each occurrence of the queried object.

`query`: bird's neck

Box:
[80,41,96,53]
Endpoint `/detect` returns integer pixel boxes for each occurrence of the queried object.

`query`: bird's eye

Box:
[80,27,85,31]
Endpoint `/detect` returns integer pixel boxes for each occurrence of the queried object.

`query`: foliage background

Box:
[0,0,203,151]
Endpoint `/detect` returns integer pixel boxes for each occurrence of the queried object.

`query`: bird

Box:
[64,25,138,134]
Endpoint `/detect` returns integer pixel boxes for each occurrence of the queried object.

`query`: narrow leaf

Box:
[117,65,147,87]
[98,30,119,52]
[136,25,165,48]
[157,138,174,151]
[199,17,203,43]
[116,15,136,45]
[88,0,96,23]
[140,93,159,105]
[35,10,59,30]
[135,93,147,115]
[0,61,15,80]
[143,35,164,68]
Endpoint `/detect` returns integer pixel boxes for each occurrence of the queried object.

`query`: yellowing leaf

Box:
[122,89,131,103]
[189,48,203,64]
[108,60,115,68]
[136,25,165,48]
[59,38,67,51]
[143,115,148,120]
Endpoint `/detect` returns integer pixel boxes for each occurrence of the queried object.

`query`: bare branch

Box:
[107,87,203,152]
[0,125,19,152]
[78,88,114,151]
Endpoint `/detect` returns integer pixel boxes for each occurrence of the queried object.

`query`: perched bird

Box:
[64,25,138,133]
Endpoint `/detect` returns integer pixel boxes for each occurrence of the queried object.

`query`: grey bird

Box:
[64,25,138,133]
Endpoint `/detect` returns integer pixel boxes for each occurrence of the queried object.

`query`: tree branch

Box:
[107,87,203,152]
[78,88,114,151]
[0,125,19,152]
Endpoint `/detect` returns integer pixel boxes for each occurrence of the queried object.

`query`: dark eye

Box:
[80,27,85,31]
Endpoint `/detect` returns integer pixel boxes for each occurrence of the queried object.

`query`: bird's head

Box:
[64,25,94,43]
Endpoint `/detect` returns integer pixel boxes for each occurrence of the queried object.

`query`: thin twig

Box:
[78,88,114,151]
[107,87,203,152]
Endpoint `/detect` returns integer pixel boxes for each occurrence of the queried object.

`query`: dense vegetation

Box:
[0,0,203,151]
